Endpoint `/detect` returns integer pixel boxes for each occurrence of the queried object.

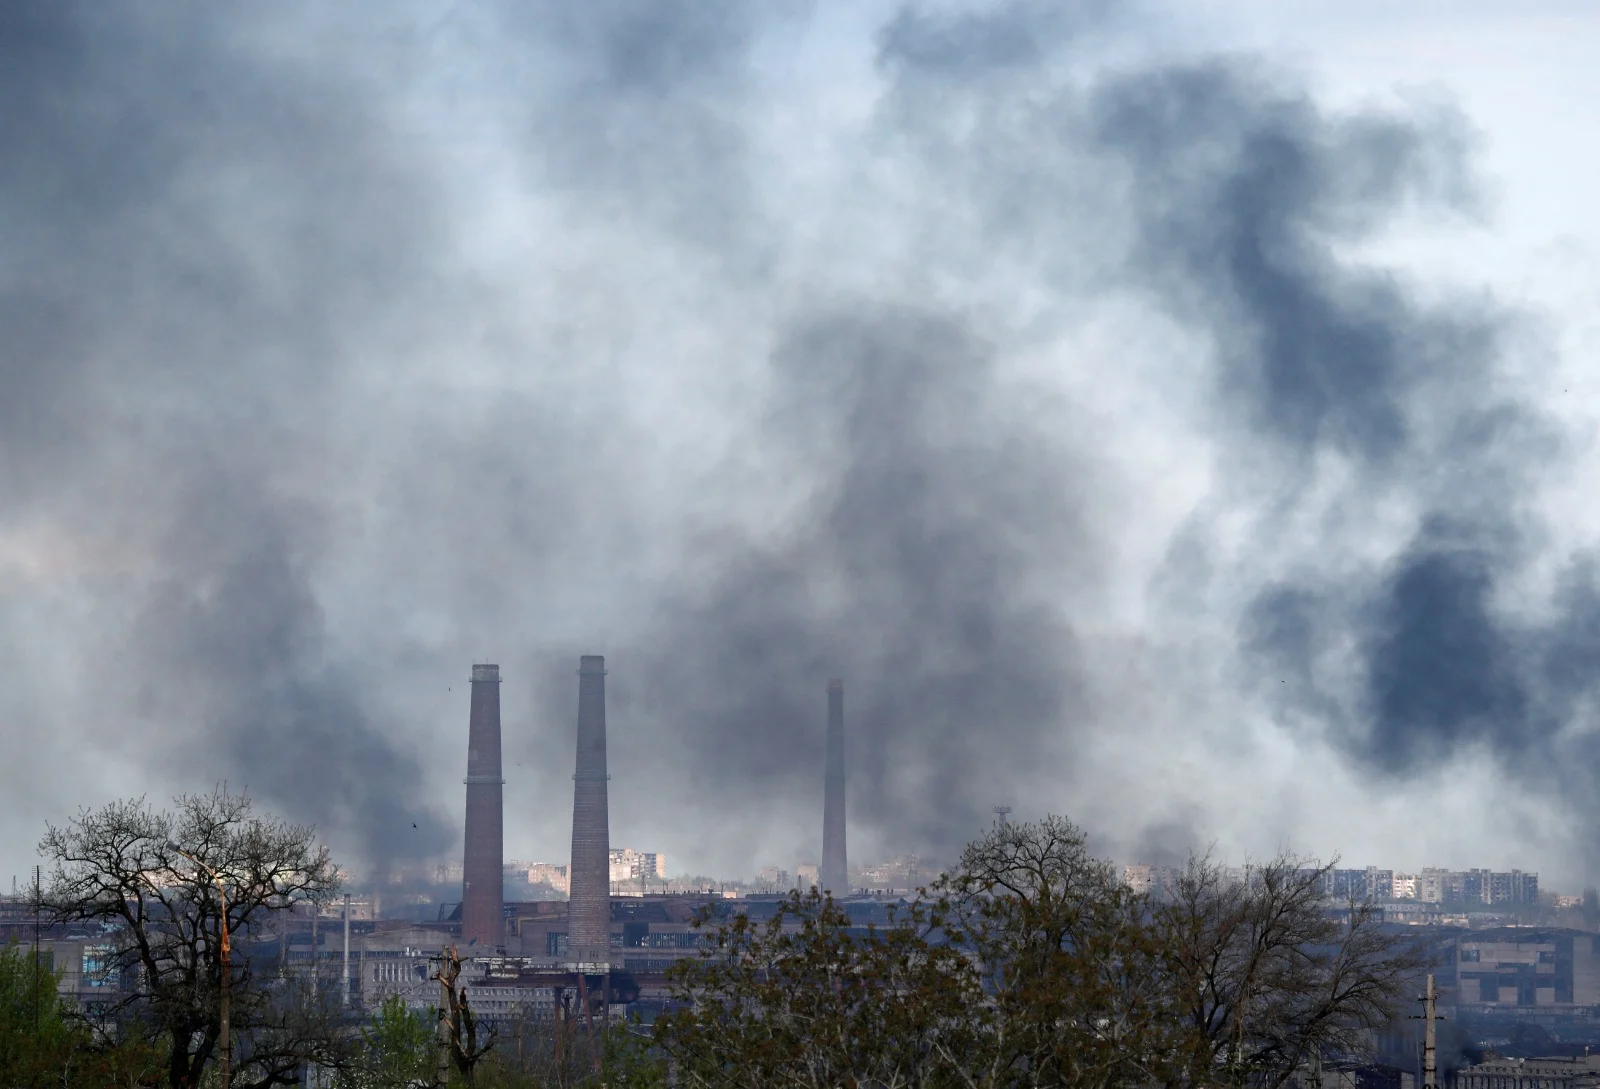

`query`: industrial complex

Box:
[2,656,876,1026]
[12,650,1600,1075]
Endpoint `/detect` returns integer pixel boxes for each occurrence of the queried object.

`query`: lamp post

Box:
[167,841,230,1089]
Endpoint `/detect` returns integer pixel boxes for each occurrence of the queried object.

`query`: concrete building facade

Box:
[1456,929,1600,1009]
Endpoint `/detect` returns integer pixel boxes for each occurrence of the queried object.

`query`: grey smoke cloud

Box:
[1,0,456,870]
[1080,55,1600,864]
[1072,51,1600,864]
[1091,63,1484,463]
[2,0,1597,885]
[614,305,1095,859]
[856,1,1593,867]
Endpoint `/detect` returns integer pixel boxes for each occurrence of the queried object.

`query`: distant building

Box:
[1122,865,1181,896]
[1456,928,1600,1007]
[1415,868,1539,906]
[796,863,820,889]
[525,864,569,894]
[1454,1056,1600,1089]
[1421,868,1457,904]
[27,936,132,1014]
[610,849,665,884]
[362,926,446,1008]
[330,897,376,921]
[1321,867,1394,902]
[1499,870,1539,904]
[1381,900,1439,926]
[1114,863,1539,909]
[851,855,939,889]
[757,866,792,891]
[1316,1062,1414,1089]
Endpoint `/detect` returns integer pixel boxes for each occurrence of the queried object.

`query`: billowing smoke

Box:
[616,306,1094,860]
[0,1,457,871]
[3,0,1597,884]
[1079,53,1600,867]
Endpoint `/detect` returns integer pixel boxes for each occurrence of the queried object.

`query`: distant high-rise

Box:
[461,663,504,949]
[821,679,848,896]
[568,656,612,967]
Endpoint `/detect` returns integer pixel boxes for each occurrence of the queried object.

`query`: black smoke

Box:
[0,1,456,871]
[4,0,1597,883]
[853,1,1600,874]
[1073,29,1600,863]
[615,306,1093,858]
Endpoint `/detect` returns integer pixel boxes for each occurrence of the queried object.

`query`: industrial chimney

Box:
[568,655,611,969]
[821,678,848,897]
[461,663,505,949]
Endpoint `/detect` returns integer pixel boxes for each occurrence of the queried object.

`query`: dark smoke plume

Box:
[1070,33,1600,864]
[0,1,456,872]
[615,306,1095,859]
[840,1,1600,873]
[3,0,1597,883]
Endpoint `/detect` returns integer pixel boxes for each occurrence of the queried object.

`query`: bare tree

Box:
[654,888,982,1089]
[432,944,495,1084]
[937,815,1171,1089]
[1150,853,1431,1089]
[647,820,1431,1089]
[40,787,342,1089]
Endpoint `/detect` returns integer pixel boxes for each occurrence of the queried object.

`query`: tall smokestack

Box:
[461,663,504,949]
[568,655,611,968]
[821,679,848,896]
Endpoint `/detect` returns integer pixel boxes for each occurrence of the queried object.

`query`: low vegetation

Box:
[647,816,1430,1089]
[6,798,1428,1088]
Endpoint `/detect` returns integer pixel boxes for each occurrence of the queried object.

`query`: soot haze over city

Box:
[3,0,1600,891]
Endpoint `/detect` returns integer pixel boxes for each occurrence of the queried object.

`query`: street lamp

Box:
[166,841,231,1089]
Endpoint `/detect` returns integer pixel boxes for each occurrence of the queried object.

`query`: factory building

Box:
[1455,929,1600,1009]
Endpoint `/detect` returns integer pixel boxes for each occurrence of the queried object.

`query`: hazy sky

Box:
[4,0,1600,891]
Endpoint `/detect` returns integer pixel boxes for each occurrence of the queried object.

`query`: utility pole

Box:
[1424,973,1438,1089]
[32,865,42,1036]
[1411,973,1446,1089]
[342,894,351,1009]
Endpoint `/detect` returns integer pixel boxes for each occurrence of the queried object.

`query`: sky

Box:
[4,0,1600,891]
